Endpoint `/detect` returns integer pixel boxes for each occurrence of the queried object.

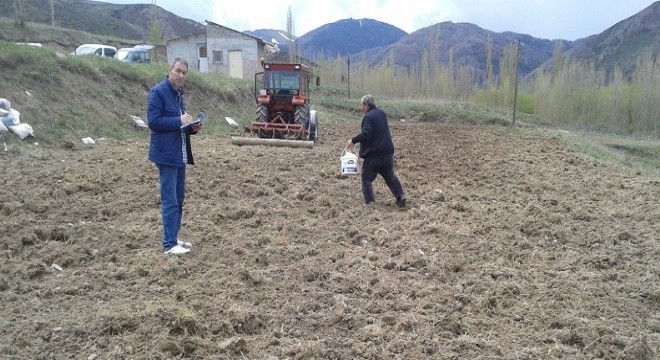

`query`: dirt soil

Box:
[1,121,659,359]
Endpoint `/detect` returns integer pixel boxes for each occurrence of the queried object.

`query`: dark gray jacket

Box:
[351,105,394,158]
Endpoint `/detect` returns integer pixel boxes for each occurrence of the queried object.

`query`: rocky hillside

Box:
[566,1,660,73]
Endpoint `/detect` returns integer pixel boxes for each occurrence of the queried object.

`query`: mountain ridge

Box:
[1,0,657,82]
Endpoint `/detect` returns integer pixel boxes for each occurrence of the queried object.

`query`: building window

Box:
[213,51,223,64]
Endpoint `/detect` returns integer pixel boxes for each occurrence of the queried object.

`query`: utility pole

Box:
[347,55,351,99]
[513,39,522,126]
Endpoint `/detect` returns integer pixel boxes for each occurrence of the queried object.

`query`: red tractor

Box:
[245,62,318,141]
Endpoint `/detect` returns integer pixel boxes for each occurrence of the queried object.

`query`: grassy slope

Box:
[0,42,253,146]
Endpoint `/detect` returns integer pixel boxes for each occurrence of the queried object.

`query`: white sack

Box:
[1,108,20,128]
[8,123,34,139]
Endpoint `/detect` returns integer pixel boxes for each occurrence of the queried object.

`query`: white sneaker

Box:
[177,239,192,248]
[164,245,191,255]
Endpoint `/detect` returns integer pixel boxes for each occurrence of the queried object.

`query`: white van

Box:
[115,47,151,64]
[73,44,117,58]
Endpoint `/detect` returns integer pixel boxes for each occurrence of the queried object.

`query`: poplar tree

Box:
[286,6,296,63]
[14,0,26,28]
[486,35,494,89]
[148,3,163,62]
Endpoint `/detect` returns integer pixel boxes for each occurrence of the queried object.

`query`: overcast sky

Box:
[104,0,656,41]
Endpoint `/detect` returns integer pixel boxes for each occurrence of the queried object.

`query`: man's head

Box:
[360,94,375,113]
[168,58,189,89]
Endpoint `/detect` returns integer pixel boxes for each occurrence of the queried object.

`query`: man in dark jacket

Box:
[148,58,202,254]
[346,94,406,207]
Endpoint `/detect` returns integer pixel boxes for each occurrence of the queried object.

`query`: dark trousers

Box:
[361,154,404,204]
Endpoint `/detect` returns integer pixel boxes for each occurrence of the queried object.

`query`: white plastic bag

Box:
[1,108,20,128]
[8,123,34,139]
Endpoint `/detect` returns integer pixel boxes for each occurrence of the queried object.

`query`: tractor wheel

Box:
[255,104,270,138]
[294,105,309,127]
[256,104,269,123]
[307,109,319,141]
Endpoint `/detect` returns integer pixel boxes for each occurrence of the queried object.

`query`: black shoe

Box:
[397,197,407,208]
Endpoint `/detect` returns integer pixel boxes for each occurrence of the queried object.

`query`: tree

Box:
[486,35,494,89]
[13,0,26,28]
[286,6,296,63]
[551,40,564,83]
[148,3,164,62]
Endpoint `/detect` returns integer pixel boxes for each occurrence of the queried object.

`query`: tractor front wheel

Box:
[307,109,319,141]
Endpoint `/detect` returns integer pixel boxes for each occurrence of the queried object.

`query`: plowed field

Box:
[1,121,658,359]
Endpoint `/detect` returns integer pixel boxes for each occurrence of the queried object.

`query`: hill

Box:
[244,29,294,53]
[296,18,407,59]
[366,21,568,80]
[0,0,204,42]
[566,1,660,74]
[2,0,658,82]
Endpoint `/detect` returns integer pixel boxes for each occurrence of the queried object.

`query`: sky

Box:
[104,0,657,41]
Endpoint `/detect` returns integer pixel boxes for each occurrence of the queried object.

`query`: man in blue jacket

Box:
[148,58,202,254]
[346,94,406,208]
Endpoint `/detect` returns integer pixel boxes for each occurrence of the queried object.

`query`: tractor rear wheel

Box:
[255,104,270,138]
[294,105,309,127]
[256,104,269,123]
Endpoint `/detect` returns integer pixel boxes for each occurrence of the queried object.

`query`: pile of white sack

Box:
[0,98,34,139]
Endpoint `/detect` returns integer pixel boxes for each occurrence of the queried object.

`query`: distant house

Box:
[166,21,278,79]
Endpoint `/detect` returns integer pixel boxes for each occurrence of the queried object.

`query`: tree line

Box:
[313,38,659,137]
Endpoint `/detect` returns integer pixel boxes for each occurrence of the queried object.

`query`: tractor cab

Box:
[260,64,309,97]
[248,62,317,141]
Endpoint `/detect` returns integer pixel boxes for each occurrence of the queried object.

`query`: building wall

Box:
[206,24,262,79]
[166,34,207,72]
[166,24,270,79]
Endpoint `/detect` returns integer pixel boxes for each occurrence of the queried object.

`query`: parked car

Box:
[115,47,151,64]
[72,44,117,58]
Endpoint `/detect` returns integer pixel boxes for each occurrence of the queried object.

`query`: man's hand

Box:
[192,123,203,132]
[180,113,193,126]
[346,139,354,149]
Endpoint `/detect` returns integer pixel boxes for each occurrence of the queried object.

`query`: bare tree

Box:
[286,6,296,63]
[149,3,164,62]
[13,0,26,28]
[486,35,494,89]
[551,40,564,83]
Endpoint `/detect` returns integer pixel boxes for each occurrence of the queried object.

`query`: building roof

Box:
[204,20,274,46]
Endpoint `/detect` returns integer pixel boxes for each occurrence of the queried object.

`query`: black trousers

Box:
[361,154,405,204]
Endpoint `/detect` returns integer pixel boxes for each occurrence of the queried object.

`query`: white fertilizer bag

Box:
[1,108,20,128]
[8,123,34,139]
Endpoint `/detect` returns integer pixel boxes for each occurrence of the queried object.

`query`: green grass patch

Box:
[553,131,660,177]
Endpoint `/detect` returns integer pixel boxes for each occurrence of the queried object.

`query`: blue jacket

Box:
[147,77,195,166]
[351,105,395,159]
